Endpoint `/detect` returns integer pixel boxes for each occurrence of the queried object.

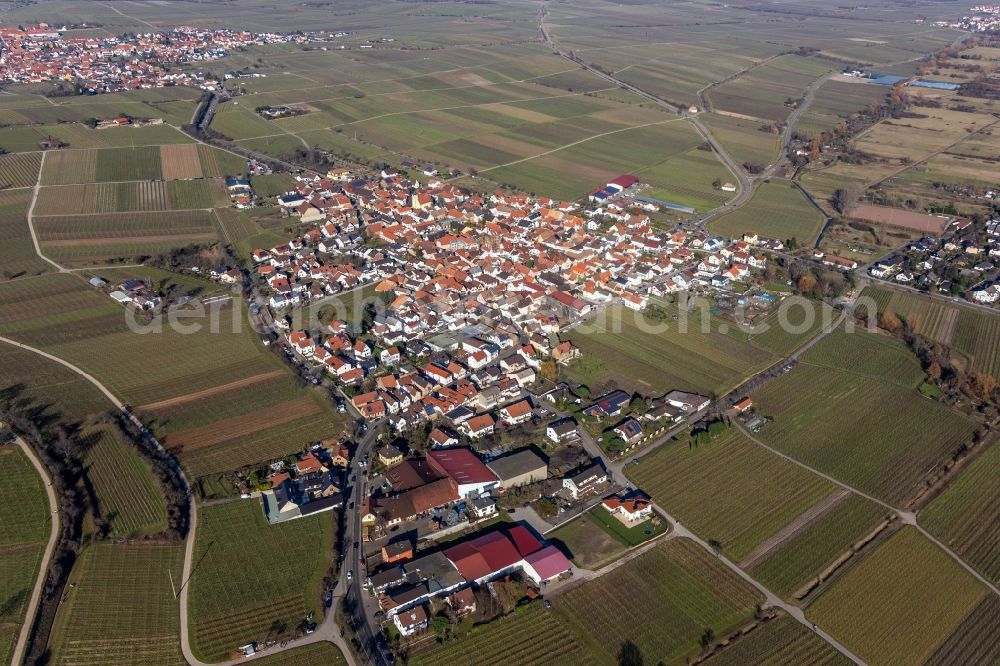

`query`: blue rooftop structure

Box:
[911,80,959,90]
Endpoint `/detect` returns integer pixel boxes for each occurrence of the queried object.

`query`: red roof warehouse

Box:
[427,448,497,496]
[443,526,542,581]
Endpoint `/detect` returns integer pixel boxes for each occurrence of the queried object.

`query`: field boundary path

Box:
[537,3,753,215]
[739,488,850,569]
[0,333,356,665]
[735,422,1000,598]
[8,436,60,666]
[25,151,67,274]
[656,506,867,665]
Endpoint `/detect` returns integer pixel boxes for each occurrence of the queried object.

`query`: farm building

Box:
[487,448,548,490]
[427,448,497,498]
[606,175,638,193]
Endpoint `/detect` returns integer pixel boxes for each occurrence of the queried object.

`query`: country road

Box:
[8,436,60,666]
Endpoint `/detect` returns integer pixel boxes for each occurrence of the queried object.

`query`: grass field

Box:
[708,179,826,245]
[564,304,774,397]
[628,428,835,560]
[189,500,334,661]
[700,113,780,169]
[807,526,987,665]
[703,615,850,666]
[0,444,50,665]
[920,441,1000,586]
[0,274,345,478]
[751,327,976,505]
[79,425,168,537]
[747,495,888,598]
[48,542,184,666]
[251,642,349,666]
[546,511,629,570]
[413,538,762,666]
[586,504,667,546]
[862,285,1000,378]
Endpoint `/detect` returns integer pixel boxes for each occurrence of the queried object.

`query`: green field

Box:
[565,304,774,397]
[703,615,850,666]
[709,179,826,245]
[79,425,168,537]
[48,542,184,666]
[0,342,113,423]
[628,428,834,560]
[0,444,50,665]
[747,495,888,598]
[920,441,1000,586]
[807,526,987,666]
[586,504,667,547]
[41,146,167,185]
[700,113,780,170]
[752,327,976,505]
[189,501,334,661]
[414,539,762,666]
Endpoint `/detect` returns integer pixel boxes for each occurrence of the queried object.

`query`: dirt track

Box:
[165,397,322,453]
[137,370,286,412]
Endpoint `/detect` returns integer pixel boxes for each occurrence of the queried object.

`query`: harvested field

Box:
[163,396,323,454]
[160,144,203,180]
[848,204,950,233]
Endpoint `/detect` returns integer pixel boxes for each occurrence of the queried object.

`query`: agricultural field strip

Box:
[736,422,1000,597]
[270,86,622,138]
[23,150,64,273]
[4,439,58,666]
[470,116,689,174]
[738,488,851,570]
[873,116,1000,187]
